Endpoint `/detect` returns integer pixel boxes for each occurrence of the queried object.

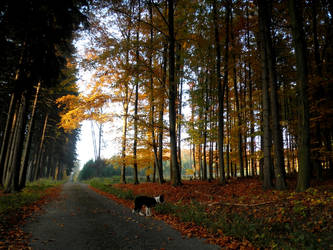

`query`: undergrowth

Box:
[0,178,63,215]
[88,178,134,200]
[87,178,333,249]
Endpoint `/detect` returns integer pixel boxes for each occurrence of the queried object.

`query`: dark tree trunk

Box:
[288,0,311,191]
[168,0,181,186]
[258,0,273,189]
[18,82,41,190]
[214,0,230,184]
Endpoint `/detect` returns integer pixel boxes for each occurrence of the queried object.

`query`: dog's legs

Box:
[146,207,152,216]
[139,211,145,216]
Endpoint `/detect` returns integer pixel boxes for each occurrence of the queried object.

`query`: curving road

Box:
[24,182,219,250]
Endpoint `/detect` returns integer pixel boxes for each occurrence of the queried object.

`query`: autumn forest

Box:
[0,0,332,195]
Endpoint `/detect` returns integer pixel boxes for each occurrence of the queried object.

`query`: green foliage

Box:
[154,202,178,215]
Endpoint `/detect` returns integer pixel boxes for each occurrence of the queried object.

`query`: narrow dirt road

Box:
[24,183,219,250]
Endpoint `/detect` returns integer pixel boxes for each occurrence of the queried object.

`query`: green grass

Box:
[0,178,63,215]
[87,178,134,200]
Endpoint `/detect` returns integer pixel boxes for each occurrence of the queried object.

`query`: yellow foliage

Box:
[185,168,195,176]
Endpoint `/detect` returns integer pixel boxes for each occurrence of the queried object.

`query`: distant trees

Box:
[0,0,88,192]
[78,159,121,181]
[58,0,332,191]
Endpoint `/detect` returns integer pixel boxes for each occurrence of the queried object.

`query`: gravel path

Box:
[24,182,219,250]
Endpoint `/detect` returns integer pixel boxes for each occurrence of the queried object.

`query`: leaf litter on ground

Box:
[89,177,333,249]
[0,183,62,249]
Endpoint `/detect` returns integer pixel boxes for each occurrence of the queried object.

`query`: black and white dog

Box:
[132,195,164,216]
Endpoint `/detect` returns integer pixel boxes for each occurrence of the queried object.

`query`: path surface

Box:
[24,183,219,250]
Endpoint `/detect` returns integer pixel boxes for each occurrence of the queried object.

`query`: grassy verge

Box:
[0,179,64,248]
[0,179,63,216]
[87,177,134,200]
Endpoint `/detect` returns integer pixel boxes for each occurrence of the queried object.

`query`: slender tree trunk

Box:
[192,143,196,178]
[0,93,16,186]
[176,43,183,177]
[156,42,168,184]
[246,2,255,177]
[148,2,160,184]
[97,122,102,160]
[213,0,229,184]
[288,0,311,191]
[168,0,181,186]
[121,96,129,184]
[230,9,244,178]
[19,82,41,190]
[132,0,141,185]
[33,113,48,182]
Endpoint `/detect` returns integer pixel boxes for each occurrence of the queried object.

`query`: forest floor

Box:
[0,177,332,249]
[89,176,333,249]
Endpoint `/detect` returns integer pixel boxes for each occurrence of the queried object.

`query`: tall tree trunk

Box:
[168,0,181,186]
[0,93,16,186]
[225,74,230,178]
[176,43,183,177]
[33,113,48,182]
[3,91,29,193]
[213,0,229,184]
[230,9,244,178]
[156,41,168,184]
[132,0,141,185]
[261,1,287,190]
[97,122,102,160]
[121,16,133,184]
[288,0,311,191]
[19,82,41,190]
[121,99,128,184]
[148,2,160,184]
[258,0,273,189]
[246,2,255,177]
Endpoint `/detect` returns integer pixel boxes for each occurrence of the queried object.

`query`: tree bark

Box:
[19,82,41,190]
[263,0,287,190]
[168,0,181,186]
[230,9,244,178]
[288,0,311,191]
[33,113,48,182]
[213,0,229,184]
[3,91,29,193]
[258,0,273,189]
[132,0,141,185]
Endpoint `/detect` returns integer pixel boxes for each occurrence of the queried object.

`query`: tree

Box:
[0,0,88,193]
[288,0,311,191]
[168,0,181,186]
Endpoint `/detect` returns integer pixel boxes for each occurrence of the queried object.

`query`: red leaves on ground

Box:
[0,186,62,249]
[91,177,333,249]
[91,180,260,249]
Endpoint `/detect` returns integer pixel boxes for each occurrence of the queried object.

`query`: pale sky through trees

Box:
[74,37,121,168]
